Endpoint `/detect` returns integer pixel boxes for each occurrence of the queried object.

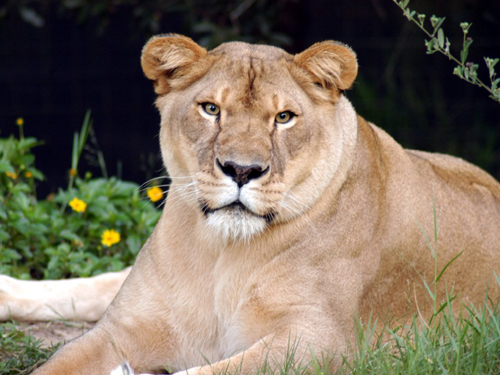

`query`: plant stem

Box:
[392,0,500,103]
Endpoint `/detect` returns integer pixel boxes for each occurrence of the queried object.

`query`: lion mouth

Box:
[200,200,275,224]
[200,200,246,216]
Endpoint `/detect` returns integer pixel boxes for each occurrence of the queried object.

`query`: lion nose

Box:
[217,159,269,187]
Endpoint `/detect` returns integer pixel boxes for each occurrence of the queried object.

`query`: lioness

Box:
[9,34,500,374]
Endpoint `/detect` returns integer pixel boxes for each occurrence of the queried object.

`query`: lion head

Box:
[141,35,358,242]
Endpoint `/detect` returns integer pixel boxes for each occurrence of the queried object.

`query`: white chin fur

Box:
[205,208,266,243]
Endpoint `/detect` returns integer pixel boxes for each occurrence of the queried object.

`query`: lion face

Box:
[142,36,358,242]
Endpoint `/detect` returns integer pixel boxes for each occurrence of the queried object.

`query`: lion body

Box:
[24,36,500,374]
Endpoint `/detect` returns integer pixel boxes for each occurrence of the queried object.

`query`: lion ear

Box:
[293,41,358,100]
[141,34,208,95]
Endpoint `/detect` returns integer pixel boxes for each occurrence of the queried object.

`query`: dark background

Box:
[1,0,499,197]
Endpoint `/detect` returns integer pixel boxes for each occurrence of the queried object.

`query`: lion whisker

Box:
[277,200,317,232]
[164,183,199,210]
[139,175,169,189]
[139,174,195,190]
[283,190,311,210]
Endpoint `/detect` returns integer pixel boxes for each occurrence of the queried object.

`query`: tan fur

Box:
[28,35,500,374]
[0,269,130,321]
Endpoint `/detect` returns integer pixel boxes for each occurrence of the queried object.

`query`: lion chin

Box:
[205,204,267,243]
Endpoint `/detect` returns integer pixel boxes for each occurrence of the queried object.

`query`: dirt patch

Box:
[16,321,96,347]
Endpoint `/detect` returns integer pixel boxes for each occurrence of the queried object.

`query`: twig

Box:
[391,0,500,103]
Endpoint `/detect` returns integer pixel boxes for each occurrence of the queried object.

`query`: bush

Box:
[0,117,161,280]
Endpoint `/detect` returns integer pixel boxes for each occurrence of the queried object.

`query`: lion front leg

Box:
[110,336,301,375]
[175,325,349,375]
[30,265,179,374]
[32,312,174,375]
[32,327,123,375]
[108,324,349,375]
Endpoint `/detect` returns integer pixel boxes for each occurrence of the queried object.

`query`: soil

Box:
[16,321,96,347]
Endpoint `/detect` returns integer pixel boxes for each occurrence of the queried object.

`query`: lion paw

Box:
[110,362,156,375]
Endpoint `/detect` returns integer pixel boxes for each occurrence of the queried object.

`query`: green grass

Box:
[343,298,500,374]
[0,322,59,375]
[256,296,500,375]
[4,295,499,375]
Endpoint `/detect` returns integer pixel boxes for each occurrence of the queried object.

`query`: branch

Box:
[392,0,500,103]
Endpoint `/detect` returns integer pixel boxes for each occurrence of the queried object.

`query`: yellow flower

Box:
[25,171,33,178]
[16,118,24,126]
[69,168,77,177]
[69,197,87,213]
[5,172,17,179]
[147,186,164,202]
[101,229,121,247]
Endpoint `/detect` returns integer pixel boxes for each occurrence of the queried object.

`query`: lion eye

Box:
[275,111,294,124]
[202,103,220,116]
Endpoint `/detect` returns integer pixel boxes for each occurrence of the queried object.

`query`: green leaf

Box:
[70,109,93,173]
[44,246,57,256]
[454,66,463,78]
[14,192,30,210]
[2,249,22,261]
[486,57,499,69]
[0,207,7,220]
[0,160,14,173]
[19,7,45,27]
[78,110,92,155]
[126,235,143,255]
[434,295,456,315]
[110,258,125,272]
[18,137,42,151]
[461,49,468,65]
[72,132,79,171]
[433,17,445,33]
[485,57,499,80]
[422,279,435,301]
[19,153,35,167]
[425,39,434,53]
[47,255,60,272]
[59,230,79,242]
[437,28,444,48]
[28,168,45,180]
[492,78,500,90]
[435,251,463,283]
[57,242,71,254]
[0,229,10,242]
